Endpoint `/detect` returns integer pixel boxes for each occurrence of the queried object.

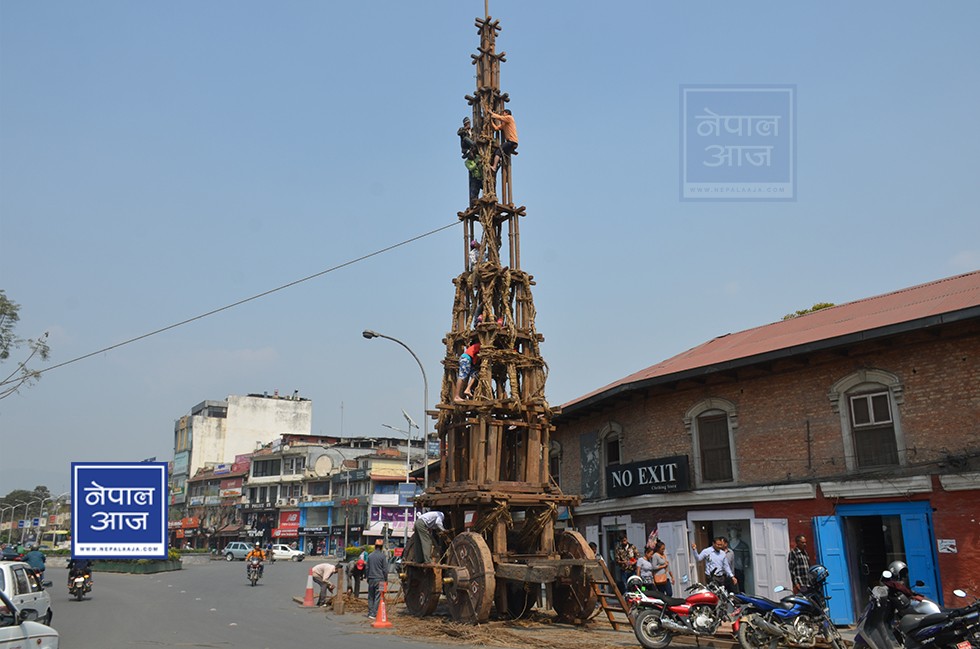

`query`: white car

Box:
[0,561,52,626]
[0,587,58,649]
[271,544,305,561]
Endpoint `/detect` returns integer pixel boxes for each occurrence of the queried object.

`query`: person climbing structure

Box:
[454,340,480,401]
[465,153,482,204]
[458,116,475,158]
[488,109,518,156]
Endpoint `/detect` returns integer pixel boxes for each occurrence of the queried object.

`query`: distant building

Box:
[170,392,312,506]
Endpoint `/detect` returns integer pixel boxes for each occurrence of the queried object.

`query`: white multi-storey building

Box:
[171,392,312,505]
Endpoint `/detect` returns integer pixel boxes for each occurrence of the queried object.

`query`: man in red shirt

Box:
[454,341,481,401]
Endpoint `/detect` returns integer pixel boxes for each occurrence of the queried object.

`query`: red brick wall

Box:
[556,333,980,494]
[555,328,980,600]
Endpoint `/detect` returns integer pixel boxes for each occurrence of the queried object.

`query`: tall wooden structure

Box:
[401,15,598,625]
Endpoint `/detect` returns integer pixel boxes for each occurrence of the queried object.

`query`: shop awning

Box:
[217,524,242,535]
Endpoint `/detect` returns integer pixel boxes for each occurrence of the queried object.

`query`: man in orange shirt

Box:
[488,109,518,156]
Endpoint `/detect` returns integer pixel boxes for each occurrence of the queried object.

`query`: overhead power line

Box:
[8,221,458,384]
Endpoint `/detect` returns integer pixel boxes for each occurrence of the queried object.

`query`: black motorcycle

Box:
[854,573,980,649]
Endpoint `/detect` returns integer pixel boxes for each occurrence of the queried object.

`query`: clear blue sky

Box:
[2,1,978,495]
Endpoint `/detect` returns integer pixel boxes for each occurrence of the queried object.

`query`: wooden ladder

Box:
[591,556,634,632]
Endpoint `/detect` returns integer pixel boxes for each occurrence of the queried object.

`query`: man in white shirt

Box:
[311,562,339,607]
[413,510,446,563]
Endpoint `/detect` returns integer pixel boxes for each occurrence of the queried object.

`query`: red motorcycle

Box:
[626,576,741,649]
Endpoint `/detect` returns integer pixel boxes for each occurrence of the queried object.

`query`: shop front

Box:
[272,510,300,545]
[298,526,329,556]
[298,500,333,554]
[168,516,201,549]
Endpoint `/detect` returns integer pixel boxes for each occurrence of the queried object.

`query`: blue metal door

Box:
[900,510,941,606]
[814,515,854,624]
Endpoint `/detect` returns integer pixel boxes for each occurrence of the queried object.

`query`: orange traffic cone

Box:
[302,567,316,607]
[371,583,393,628]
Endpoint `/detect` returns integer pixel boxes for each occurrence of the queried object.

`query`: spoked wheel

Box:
[401,535,441,617]
[552,530,598,622]
[443,532,495,624]
[738,614,780,649]
[634,608,674,649]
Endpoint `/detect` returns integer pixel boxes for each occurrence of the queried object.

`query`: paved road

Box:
[43,559,431,649]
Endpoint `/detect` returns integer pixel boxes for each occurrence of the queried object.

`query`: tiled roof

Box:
[562,271,980,412]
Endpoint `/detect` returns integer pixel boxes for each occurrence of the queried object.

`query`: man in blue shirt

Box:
[692,537,737,589]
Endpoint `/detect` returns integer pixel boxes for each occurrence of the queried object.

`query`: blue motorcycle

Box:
[736,565,844,649]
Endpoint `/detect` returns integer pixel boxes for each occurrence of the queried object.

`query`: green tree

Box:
[782,302,835,320]
[0,290,50,399]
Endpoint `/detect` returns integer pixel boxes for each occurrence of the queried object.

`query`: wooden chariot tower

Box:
[400,15,599,624]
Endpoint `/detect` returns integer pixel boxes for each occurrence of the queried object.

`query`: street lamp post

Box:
[362,330,430,489]
[0,505,15,544]
[381,423,414,550]
[16,500,40,544]
[47,492,70,531]
[381,423,413,484]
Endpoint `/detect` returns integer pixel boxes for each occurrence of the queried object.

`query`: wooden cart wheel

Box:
[401,535,441,617]
[443,532,496,624]
[553,530,598,622]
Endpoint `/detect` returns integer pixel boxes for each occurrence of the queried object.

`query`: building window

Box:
[252,459,281,478]
[284,457,306,475]
[830,369,905,471]
[685,398,739,486]
[308,482,329,496]
[598,422,624,497]
[698,412,733,482]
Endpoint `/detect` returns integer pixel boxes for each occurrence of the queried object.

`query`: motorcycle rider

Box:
[23,544,46,580]
[67,557,92,589]
[245,542,266,578]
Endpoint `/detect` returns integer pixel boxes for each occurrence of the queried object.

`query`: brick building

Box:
[553,271,979,624]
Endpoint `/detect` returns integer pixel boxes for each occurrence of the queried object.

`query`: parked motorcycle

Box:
[736,565,843,649]
[68,571,92,601]
[626,575,741,649]
[863,569,980,649]
[246,558,262,587]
